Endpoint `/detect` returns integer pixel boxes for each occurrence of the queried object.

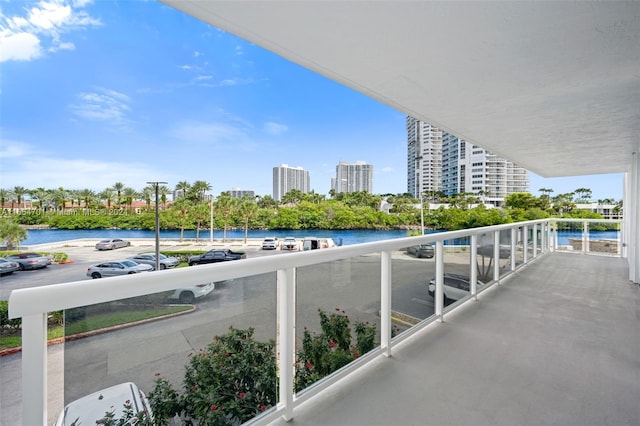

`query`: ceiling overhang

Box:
[161,1,640,178]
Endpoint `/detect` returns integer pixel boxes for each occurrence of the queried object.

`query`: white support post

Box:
[380,250,392,357]
[470,234,478,300]
[21,313,48,426]
[435,241,444,322]
[553,220,558,252]
[510,227,516,271]
[532,224,538,258]
[493,230,500,283]
[277,268,295,422]
[541,222,547,254]
[583,221,589,254]
[523,225,528,264]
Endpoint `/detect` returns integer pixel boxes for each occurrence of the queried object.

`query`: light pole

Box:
[147,181,167,271]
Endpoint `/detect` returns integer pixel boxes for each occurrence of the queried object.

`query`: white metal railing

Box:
[7,218,622,425]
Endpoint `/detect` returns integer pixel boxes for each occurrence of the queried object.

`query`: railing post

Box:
[493,230,500,283]
[532,224,538,258]
[523,225,528,264]
[583,221,589,254]
[553,220,558,252]
[540,222,547,254]
[21,313,48,426]
[510,227,516,271]
[277,268,295,422]
[470,234,478,300]
[435,241,444,322]
[380,250,392,357]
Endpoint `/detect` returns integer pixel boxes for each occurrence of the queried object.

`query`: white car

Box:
[55,382,153,426]
[428,273,485,304]
[261,237,279,250]
[86,259,153,279]
[95,238,131,250]
[169,281,216,304]
[282,237,298,251]
[128,253,180,270]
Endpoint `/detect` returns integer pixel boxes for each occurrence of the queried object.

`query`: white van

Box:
[302,237,336,251]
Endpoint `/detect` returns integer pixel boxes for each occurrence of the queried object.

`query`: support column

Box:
[381,250,392,357]
[628,152,640,284]
[277,268,296,421]
[21,314,48,426]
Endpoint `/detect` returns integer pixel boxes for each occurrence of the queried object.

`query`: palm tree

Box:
[238,196,258,243]
[573,188,592,202]
[13,186,28,208]
[171,198,192,242]
[122,187,139,213]
[215,192,237,243]
[0,219,27,250]
[78,189,96,208]
[175,181,191,201]
[0,188,8,209]
[191,203,210,242]
[191,180,212,203]
[99,188,116,209]
[142,185,155,211]
[112,182,125,206]
[52,187,68,211]
[158,185,170,208]
[30,187,49,210]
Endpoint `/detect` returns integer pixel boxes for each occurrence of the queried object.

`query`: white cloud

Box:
[263,121,288,136]
[0,0,101,63]
[381,166,394,173]
[69,87,132,124]
[0,31,42,61]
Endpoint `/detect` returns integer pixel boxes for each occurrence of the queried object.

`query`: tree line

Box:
[0,182,622,246]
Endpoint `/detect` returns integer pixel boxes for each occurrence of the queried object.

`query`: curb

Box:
[0,304,196,357]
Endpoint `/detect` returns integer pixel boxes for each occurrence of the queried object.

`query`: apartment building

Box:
[406,116,443,197]
[272,164,310,201]
[333,160,373,193]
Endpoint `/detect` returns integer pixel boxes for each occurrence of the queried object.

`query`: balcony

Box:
[4,218,638,425]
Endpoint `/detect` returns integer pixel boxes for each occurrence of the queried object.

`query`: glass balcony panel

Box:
[587,221,621,256]
[392,246,436,328]
[443,237,472,307]
[295,256,381,394]
[499,229,512,278]
[61,274,278,425]
[556,220,581,252]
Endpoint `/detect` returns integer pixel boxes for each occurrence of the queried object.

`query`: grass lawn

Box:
[0,305,192,351]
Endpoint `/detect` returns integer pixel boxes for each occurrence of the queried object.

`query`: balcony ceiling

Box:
[161,1,640,178]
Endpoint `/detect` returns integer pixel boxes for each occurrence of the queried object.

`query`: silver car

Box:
[0,257,21,275]
[95,238,131,250]
[86,259,153,279]
[6,252,50,270]
[128,253,179,270]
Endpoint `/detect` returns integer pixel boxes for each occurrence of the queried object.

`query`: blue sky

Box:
[0,0,623,201]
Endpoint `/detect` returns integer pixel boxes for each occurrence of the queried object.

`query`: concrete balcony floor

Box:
[268,252,640,426]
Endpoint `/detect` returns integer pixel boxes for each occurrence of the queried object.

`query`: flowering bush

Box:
[148,326,277,425]
[294,308,377,391]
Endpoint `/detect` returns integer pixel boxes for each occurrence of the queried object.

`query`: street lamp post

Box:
[147,181,167,271]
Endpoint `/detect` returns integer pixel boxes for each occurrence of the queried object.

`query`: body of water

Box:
[19,228,621,247]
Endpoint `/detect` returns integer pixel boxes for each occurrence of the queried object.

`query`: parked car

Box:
[128,253,179,270]
[428,273,485,304]
[282,237,298,251]
[0,257,20,275]
[261,237,279,250]
[54,382,153,426]
[86,259,153,279]
[169,281,216,304]
[407,243,435,258]
[301,237,336,251]
[95,238,131,250]
[188,249,246,266]
[6,252,50,270]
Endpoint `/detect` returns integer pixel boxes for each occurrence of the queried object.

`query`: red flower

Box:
[353,353,360,359]
[154,373,161,377]
[305,362,314,370]
[238,392,246,399]
[329,341,337,348]
[335,308,340,311]
[259,405,267,412]
[210,404,218,411]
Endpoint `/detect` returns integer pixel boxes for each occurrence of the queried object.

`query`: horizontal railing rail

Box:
[7,218,623,425]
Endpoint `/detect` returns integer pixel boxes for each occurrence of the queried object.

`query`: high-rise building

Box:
[408,117,529,205]
[272,164,310,201]
[333,161,373,193]
[227,189,255,199]
[406,117,442,197]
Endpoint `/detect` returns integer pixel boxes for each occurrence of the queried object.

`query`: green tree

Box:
[215,192,237,242]
[111,182,125,206]
[0,219,27,249]
[175,181,191,201]
[12,186,28,208]
[170,198,193,242]
[78,188,96,208]
[122,187,138,213]
[29,187,49,209]
[99,188,115,210]
[191,180,212,203]
[238,196,258,243]
[191,202,210,242]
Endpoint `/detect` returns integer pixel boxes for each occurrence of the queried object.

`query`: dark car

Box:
[188,249,246,266]
[428,273,485,304]
[407,243,435,258]
[6,252,51,270]
[0,257,21,275]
